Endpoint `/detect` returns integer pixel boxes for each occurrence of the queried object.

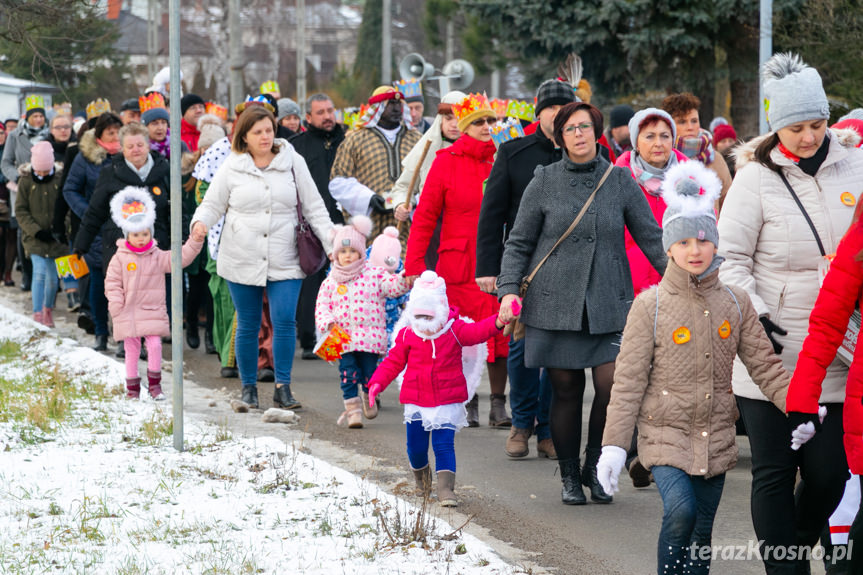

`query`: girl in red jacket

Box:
[786,201,863,568]
[367,270,507,506]
[105,187,205,399]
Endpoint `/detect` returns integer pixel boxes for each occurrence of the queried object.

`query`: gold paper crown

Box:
[205,102,228,121]
[260,80,280,95]
[122,200,146,219]
[25,95,45,111]
[86,98,112,120]
[452,93,493,123]
[138,92,166,114]
[53,102,72,116]
[490,98,509,117]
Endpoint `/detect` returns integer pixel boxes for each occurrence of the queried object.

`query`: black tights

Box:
[548,362,615,461]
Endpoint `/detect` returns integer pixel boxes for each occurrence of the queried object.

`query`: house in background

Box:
[0,73,60,120]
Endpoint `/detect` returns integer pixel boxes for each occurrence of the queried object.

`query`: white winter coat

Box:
[191,139,334,286]
[718,128,863,403]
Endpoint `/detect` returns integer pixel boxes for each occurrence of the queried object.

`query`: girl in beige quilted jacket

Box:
[597,162,790,575]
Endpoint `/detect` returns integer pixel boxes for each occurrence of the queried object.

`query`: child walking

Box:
[596,162,790,575]
[315,216,410,427]
[105,186,205,399]
[367,270,507,506]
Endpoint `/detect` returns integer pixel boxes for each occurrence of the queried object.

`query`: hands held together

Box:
[788,405,827,451]
[191,221,208,243]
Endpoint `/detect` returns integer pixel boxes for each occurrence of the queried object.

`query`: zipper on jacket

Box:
[776,285,787,319]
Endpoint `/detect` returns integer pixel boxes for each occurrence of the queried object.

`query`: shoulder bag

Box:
[504,163,614,341]
[293,167,328,275]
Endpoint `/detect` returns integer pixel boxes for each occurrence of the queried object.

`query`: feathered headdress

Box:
[557,53,592,103]
[110,186,156,236]
[661,162,721,221]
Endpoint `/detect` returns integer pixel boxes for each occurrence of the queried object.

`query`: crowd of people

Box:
[4,54,863,574]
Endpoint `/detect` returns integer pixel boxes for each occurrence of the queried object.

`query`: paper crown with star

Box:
[452,93,495,132]
[86,98,112,120]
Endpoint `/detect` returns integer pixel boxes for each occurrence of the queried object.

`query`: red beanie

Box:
[713,124,737,143]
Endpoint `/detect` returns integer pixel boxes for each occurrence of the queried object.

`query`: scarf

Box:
[97,138,121,155]
[150,129,171,158]
[33,169,55,183]
[126,154,154,182]
[23,121,49,145]
[779,136,830,177]
[630,152,680,196]
[330,259,366,285]
[675,132,715,165]
[126,239,154,253]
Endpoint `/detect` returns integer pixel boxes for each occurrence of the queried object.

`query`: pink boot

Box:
[32,310,43,325]
[147,370,164,400]
[126,377,141,399]
[41,307,54,328]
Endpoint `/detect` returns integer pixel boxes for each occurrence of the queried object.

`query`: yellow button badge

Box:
[126,262,137,272]
[337,285,348,295]
[673,326,691,345]
[841,192,856,207]
[718,320,731,339]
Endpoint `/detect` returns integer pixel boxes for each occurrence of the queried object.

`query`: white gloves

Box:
[597,445,627,495]
[790,405,827,451]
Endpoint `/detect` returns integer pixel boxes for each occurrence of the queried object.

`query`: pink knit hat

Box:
[408,270,448,317]
[368,226,401,272]
[331,215,373,258]
[30,141,54,172]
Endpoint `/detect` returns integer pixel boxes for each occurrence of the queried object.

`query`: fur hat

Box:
[762,53,829,132]
[368,226,401,272]
[30,141,54,172]
[110,186,156,237]
[331,215,372,258]
[406,270,450,333]
[197,117,226,151]
[660,162,721,252]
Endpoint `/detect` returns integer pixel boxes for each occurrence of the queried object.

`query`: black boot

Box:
[186,326,200,349]
[582,447,613,503]
[204,330,217,354]
[273,384,301,409]
[465,395,479,427]
[93,334,108,351]
[241,385,259,408]
[559,459,586,505]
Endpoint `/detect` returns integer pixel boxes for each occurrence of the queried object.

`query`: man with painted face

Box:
[329,86,420,243]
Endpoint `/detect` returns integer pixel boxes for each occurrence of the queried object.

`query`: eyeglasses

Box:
[470,117,497,127]
[53,125,72,130]
[563,123,594,135]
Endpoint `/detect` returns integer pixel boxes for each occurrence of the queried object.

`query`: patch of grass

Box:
[0,339,21,361]
[138,408,173,446]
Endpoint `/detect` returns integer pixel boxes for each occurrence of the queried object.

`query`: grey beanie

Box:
[762,53,829,132]
[535,79,575,117]
[660,162,722,252]
[277,98,301,121]
[628,108,676,149]
[141,107,170,125]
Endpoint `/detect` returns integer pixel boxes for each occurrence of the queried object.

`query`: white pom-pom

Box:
[661,162,721,219]
[381,226,399,238]
[350,215,373,238]
[762,52,808,82]
[419,270,438,282]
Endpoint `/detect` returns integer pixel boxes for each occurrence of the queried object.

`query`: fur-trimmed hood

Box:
[78,129,109,165]
[734,127,862,169]
[17,161,63,178]
[181,151,197,176]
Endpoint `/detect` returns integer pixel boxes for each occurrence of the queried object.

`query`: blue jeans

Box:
[507,336,551,439]
[30,254,58,312]
[227,279,301,387]
[89,266,108,336]
[339,351,379,400]
[406,420,456,473]
[652,465,725,575]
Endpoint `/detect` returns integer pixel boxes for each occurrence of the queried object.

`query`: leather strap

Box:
[778,170,826,256]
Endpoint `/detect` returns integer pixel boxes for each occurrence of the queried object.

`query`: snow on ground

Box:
[0,304,517,574]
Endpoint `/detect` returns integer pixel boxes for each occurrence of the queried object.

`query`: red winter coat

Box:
[368,309,503,407]
[405,135,507,361]
[180,118,200,153]
[786,219,863,473]
[616,149,689,295]
[105,237,204,341]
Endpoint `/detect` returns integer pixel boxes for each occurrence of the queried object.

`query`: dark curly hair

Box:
[661,93,701,120]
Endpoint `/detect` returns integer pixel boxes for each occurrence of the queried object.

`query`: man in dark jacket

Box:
[475,79,575,460]
[290,93,346,359]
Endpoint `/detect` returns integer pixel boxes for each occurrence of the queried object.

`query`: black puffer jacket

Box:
[74,151,171,270]
[290,124,346,224]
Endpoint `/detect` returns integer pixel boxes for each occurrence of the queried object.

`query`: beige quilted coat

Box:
[603,260,789,478]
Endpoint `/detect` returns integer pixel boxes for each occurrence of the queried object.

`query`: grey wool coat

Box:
[497,153,667,334]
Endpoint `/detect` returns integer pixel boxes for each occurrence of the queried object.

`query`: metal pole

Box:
[147,0,158,82]
[381,0,391,84]
[169,0,184,452]
[490,69,500,99]
[297,0,306,107]
[759,0,772,135]
[445,21,454,64]
[229,0,244,108]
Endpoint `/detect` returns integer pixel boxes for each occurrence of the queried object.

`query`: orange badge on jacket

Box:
[127,262,137,271]
[152,187,162,196]
[841,192,856,207]
[337,285,348,295]
[718,320,731,339]
[673,326,691,345]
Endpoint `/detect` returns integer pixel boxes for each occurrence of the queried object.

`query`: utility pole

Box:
[381,0,391,84]
[168,0,184,452]
[147,0,159,81]
[445,21,454,64]
[759,0,772,135]
[297,0,306,107]
[229,0,244,109]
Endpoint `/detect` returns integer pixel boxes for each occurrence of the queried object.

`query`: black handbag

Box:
[293,167,327,275]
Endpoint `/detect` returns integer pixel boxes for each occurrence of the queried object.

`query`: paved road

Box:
[0,283,835,575]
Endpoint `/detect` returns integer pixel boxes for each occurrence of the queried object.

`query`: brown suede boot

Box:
[412,465,432,497]
[537,438,558,460]
[436,470,457,507]
[505,427,531,458]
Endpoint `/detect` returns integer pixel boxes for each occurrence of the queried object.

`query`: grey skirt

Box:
[524,325,622,370]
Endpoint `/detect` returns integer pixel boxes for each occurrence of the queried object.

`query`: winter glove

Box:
[35,229,54,243]
[368,194,391,214]
[72,246,87,258]
[367,383,382,408]
[759,316,788,355]
[788,406,827,451]
[52,231,68,246]
[596,445,627,495]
